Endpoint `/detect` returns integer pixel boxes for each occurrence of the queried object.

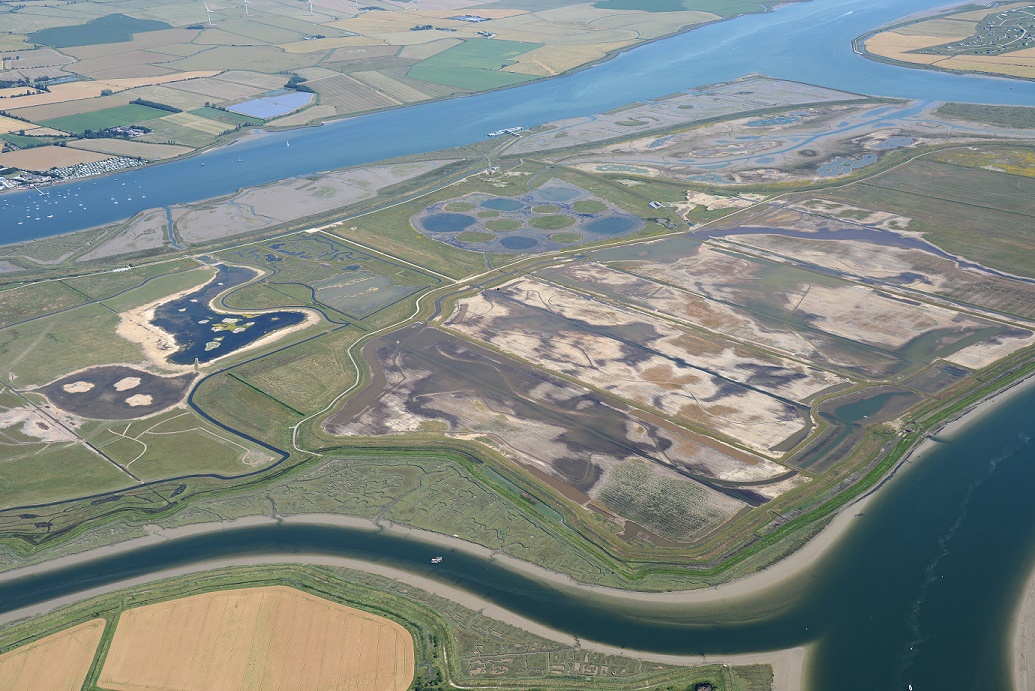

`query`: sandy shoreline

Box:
[1,374,1032,688]
[1015,566,1035,691]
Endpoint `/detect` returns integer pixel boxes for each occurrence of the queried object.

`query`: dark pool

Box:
[421,214,477,233]
[152,265,305,365]
[585,216,639,235]
[500,236,537,250]
[481,198,526,212]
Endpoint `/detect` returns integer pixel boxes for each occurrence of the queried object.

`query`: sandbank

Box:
[1016,565,1035,691]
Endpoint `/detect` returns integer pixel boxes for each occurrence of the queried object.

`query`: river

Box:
[5,1,1035,688]
[1,381,1033,689]
[2,0,1034,242]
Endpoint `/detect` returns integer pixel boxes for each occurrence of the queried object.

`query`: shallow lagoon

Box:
[152,265,305,365]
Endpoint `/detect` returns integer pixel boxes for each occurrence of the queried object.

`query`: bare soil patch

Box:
[39,365,193,419]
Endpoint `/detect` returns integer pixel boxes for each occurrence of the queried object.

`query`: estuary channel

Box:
[2,381,1034,689]
[2,0,1035,240]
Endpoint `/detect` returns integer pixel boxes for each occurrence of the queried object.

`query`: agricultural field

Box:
[0,145,112,172]
[39,102,171,134]
[99,586,414,691]
[0,619,103,690]
[0,0,789,176]
[407,39,542,90]
[863,2,1035,79]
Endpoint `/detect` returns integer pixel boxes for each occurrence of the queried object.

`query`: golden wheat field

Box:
[98,586,415,691]
[0,619,104,691]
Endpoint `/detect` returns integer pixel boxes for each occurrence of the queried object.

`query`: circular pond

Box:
[422,213,477,233]
[481,198,525,211]
[536,187,582,202]
[585,216,638,235]
[500,236,537,250]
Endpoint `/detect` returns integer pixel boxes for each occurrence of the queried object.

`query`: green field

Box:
[84,410,273,480]
[135,116,221,148]
[935,103,1035,130]
[0,133,62,149]
[821,154,1035,277]
[529,214,576,230]
[485,218,524,231]
[63,259,201,301]
[29,13,171,48]
[0,303,145,386]
[573,199,608,213]
[40,104,173,136]
[0,281,88,325]
[408,40,541,91]
[233,328,363,414]
[0,441,131,509]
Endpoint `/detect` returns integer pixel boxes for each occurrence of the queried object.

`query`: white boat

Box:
[431,556,443,564]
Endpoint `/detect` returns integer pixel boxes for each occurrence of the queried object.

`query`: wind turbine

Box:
[204,3,214,25]
[308,0,313,15]
[243,0,250,16]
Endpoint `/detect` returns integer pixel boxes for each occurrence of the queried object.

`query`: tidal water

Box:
[1,0,1033,241]
[1,383,1033,689]
[3,1,1035,687]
